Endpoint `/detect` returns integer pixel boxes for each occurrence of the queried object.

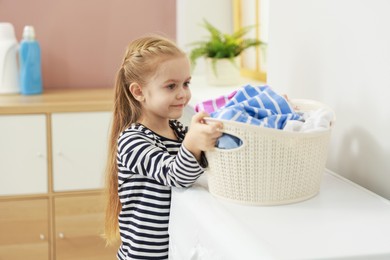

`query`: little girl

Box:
[104,35,222,259]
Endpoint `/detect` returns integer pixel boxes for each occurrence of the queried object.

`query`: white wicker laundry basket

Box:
[205,99,334,206]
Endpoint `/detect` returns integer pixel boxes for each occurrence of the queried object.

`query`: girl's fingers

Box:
[190,113,223,150]
[206,121,223,132]
[192,111,210,123]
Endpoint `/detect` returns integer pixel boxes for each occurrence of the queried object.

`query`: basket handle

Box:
[203,117,246,151]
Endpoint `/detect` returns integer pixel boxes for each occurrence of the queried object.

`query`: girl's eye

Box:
[184,81,191,88]
[167,84,176,90]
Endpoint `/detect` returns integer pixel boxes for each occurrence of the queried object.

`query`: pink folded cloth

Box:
[194,90,238,113]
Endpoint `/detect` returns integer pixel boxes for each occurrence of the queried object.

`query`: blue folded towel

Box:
[210,85,303,149]
[211,85,303,129]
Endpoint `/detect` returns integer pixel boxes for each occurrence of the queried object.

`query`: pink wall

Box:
[0,0,176,89]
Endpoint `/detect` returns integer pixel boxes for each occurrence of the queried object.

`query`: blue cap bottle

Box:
[19,25,43,95]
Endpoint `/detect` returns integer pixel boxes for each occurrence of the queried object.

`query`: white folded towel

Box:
[283,108,334,132]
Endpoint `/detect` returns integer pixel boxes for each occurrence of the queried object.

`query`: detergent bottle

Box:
[0,22,19,94]
[19,25,43,95]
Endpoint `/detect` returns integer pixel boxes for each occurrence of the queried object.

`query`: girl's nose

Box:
[176,86,187,99]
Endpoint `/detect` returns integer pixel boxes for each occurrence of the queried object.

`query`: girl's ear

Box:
[129,82,145,102]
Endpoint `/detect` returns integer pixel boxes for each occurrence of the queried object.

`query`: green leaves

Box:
[189,19,264,68]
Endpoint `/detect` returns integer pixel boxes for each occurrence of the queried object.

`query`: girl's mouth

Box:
[171,104,184,108]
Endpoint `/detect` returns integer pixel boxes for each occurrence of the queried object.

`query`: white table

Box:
[169,169,390,260]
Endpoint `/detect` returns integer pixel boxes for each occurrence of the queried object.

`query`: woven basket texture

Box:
[205,99,333,206]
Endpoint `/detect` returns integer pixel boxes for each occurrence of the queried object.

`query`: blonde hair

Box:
[104,35,185,245]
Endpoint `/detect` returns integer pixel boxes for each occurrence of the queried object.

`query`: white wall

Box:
[267,0,390,199]
[176,0,233,75]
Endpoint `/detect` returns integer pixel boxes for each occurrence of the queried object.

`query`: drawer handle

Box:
[58,232,65,239]
[39,234,45,240]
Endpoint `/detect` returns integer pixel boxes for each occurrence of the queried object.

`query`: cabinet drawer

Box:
[0,199,49,260]
[0,115,48,195]
[54,194,118,260]
[52,112,111,191]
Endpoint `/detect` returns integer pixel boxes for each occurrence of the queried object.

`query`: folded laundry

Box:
[196,84,334,149]
[283,108,334,133]
[196,85,305,149]
[196,84,303,129]
[215,133,244,149]
[194,89,237,114]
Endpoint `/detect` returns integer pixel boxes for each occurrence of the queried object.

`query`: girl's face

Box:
[140,55,192,123]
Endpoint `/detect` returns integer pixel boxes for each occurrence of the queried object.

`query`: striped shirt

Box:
[116,120,204,259]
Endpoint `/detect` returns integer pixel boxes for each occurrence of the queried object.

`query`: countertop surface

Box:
[0,88,114,114]
[0,75,259,115]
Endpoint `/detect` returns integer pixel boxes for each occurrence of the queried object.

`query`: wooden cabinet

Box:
[0,88,116,260]
[54,195,117,260]
[0,199,50,260]
[0,114,48,196]
[52,112,111,192]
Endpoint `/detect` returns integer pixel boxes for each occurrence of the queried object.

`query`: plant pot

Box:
[205,57,240,86]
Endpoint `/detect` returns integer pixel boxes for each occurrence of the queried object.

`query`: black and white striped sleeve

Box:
[117,132,204,188]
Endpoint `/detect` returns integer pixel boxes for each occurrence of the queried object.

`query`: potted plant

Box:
[189,19,264,85]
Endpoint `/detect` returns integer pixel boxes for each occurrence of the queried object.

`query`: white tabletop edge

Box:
[325,168,390,205]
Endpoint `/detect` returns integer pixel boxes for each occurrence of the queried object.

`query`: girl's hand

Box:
[283,94,299,111]
[183,111,223,161]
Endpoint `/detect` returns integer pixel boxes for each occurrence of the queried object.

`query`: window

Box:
[233,0,269,82]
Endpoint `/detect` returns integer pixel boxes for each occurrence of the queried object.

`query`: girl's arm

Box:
[118,132,204,188]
